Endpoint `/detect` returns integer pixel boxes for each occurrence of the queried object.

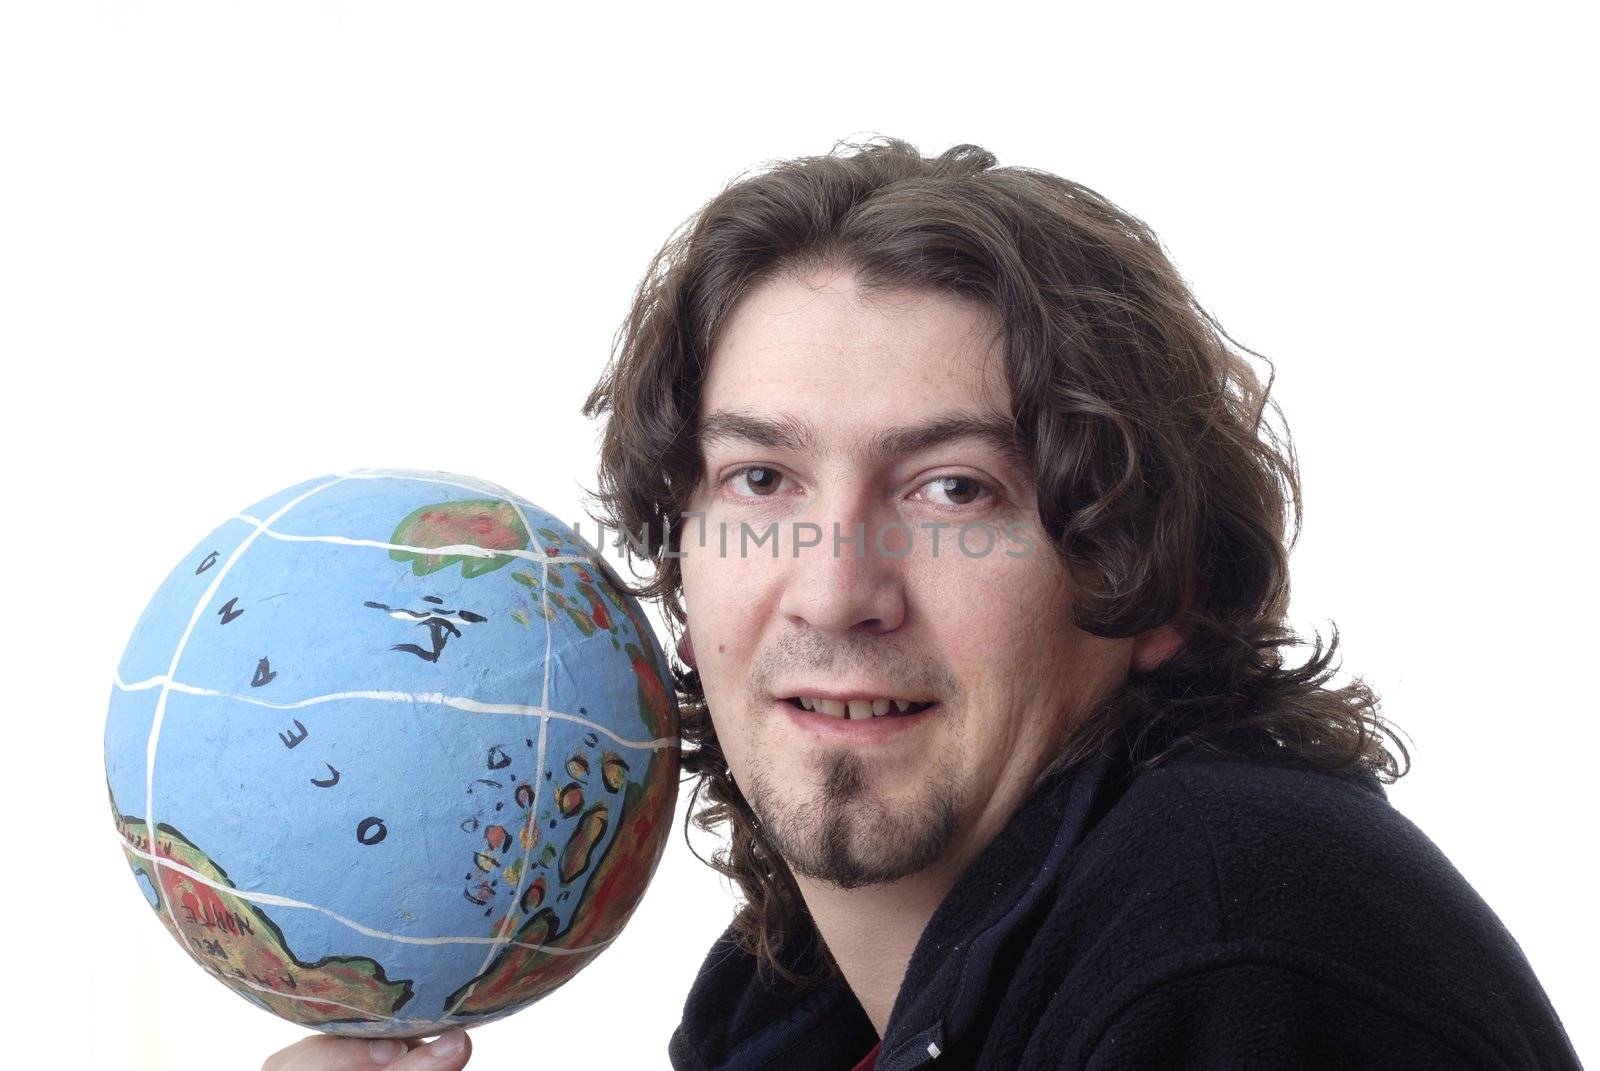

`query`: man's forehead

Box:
[708,270,1010,391]
[697,407,1031,473]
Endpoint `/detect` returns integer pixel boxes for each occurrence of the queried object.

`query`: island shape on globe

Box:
[103,469,680,1037]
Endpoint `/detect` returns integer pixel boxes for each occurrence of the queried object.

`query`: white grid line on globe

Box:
[141,475,350,968]
[215,967,581,1036]
[204,966,443,1029]
[444,552,554,1019]
[118,838,617,957]
[447,488,552,1019]
[114,675,677,753]
[337,469,544,519]
[231,513,593,568]
[336,467,558,560]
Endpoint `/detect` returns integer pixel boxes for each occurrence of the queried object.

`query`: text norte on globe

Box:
[573,514,1040,560]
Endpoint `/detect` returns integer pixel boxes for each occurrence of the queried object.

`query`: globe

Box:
[103,468,679,1037]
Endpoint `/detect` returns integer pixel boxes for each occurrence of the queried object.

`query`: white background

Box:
[2,3,1594,1068]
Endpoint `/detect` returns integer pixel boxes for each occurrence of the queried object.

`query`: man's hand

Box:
[261,1028,471,1071]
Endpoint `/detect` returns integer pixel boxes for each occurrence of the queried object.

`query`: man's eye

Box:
[722,468,996,508]
[920,475,992,508]
[726,466,786,497]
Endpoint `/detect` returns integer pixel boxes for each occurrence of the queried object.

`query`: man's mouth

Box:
[781,696,936,720]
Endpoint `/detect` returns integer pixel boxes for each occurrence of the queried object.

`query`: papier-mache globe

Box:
[103,469,679,1037]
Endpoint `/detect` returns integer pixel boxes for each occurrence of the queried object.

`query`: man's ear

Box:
[1130,623,1185,673]
[676,628,697,669]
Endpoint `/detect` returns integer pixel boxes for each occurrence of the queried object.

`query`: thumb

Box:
[378,1029,471,1069]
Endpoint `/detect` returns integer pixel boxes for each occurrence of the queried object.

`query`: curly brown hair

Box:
[579,136,1409,989]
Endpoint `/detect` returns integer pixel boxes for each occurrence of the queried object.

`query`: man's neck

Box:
[793,861,963,1039]
[779,761,1063,1037]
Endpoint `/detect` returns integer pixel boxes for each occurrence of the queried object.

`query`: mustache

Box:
[746,633,958,699]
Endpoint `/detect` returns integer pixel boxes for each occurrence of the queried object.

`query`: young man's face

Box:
[679,267,1135,890]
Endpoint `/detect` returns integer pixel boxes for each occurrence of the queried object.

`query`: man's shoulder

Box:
[1037,752,1423,977]
[1004,750,1578,1069]
[1085,751,1453,942]
[1059,750,1512,973]
[1105,748,1407,880]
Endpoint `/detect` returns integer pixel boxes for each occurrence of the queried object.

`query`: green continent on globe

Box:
[443,646,678,1016]
[389,499,531,578]
[113,807,414,1026]
[443,773,671,1015]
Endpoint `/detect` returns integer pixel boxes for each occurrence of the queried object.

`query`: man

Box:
[263,140,1581,1070]
[594,139,1581,1070]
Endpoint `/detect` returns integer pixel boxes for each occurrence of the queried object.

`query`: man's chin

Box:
[754,787,960,890]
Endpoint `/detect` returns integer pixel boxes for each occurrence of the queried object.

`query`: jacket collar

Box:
[670,750,1121,1071]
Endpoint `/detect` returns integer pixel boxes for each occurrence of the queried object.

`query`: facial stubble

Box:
[745,739,961,891]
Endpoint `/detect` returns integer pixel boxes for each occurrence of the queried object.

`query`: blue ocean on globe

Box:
[103,468,680,1037]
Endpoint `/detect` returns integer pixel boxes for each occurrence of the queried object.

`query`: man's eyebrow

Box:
[698,408,1031,471]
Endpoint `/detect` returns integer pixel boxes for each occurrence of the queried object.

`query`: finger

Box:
[383,1029,472,1069]
[261,1033,441,1071]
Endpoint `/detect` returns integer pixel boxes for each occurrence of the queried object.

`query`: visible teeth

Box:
[794,696,927,719]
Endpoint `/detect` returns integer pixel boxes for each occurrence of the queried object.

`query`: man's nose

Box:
[775,499,909,636]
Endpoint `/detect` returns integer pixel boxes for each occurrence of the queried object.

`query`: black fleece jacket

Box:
[668,742,1582,1070]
